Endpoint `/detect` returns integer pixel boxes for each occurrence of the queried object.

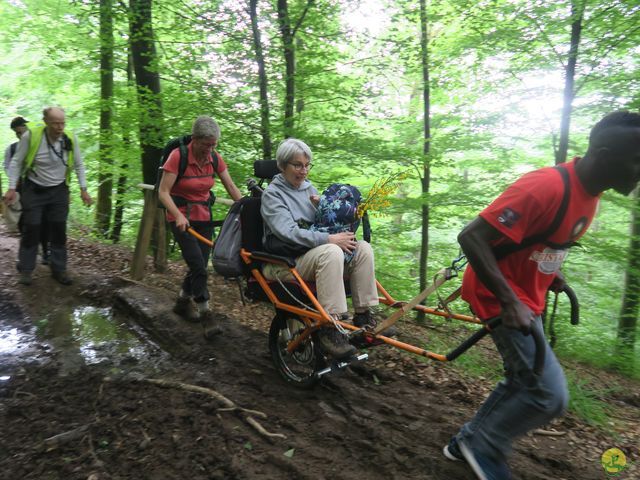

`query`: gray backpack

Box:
[212,200,244,278]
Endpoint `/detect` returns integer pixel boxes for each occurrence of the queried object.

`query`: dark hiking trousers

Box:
[18,180,69,273]
[170,221,214,303]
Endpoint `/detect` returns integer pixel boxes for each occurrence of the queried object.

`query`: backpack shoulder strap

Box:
[211,151,220,173]
[493,165,571,260]
[177,135,191,179]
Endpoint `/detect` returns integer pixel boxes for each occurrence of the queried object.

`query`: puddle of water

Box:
[0,328,26,355]
[36,305,156,366]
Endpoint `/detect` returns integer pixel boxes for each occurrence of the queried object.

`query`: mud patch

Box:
[0,226,638,480]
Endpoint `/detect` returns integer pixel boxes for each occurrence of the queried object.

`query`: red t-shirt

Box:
[461,158,600,320]
[163,142,227,222]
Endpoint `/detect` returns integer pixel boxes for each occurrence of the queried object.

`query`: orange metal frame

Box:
[240,248,482,363]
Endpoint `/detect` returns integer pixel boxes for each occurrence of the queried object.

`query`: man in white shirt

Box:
[3,107,93,285]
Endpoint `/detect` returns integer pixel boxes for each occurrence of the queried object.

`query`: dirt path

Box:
[0,225,637,480]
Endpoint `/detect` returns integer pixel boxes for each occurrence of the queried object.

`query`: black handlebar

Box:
[559,285,580,325]
[446,317,546,376]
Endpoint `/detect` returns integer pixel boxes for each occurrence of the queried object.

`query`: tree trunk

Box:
[249,0,273,160]
[129,0,163,184]
[96,0,114,238]
[555,1,584,165]
[111,54,134,244]
[617,189,640,370]
[417,0,431,322]
[277,0,295,138]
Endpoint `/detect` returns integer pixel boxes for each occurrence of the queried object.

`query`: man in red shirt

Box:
[443,111,640,480]
[158,116,242,339]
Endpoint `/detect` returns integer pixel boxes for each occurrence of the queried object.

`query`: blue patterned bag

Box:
[310,183,362,262]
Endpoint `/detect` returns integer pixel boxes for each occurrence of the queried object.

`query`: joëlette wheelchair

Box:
[228,161,575,388]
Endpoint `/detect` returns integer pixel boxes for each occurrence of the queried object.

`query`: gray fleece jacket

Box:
[261,173,330,248]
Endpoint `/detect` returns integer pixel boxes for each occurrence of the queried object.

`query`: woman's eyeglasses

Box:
[289,162,313,172]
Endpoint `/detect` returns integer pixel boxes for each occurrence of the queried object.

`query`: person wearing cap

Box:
[3,117,51,260]
[3,107,93,286]
[4,116,28,175]
[3,117,29,233]
[443,111,640,480]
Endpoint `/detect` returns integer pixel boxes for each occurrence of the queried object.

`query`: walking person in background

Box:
[3,116,29,233]
[3,116,51,260]
[443,111,640,480]
[158,115,242,339]
[3,107,93,286]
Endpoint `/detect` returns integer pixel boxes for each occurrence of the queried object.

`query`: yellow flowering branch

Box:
[357,171,409,218]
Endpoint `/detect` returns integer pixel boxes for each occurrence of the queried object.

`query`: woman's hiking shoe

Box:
[455,439,512,480]
[173,297,200,322]
[200,311,223,340]
[442,437,464,461]
[353,311,397,337]
[52,271,72,286]
[317,327,356,359]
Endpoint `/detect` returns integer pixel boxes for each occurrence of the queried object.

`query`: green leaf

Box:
[283,448,295,458]
[244,441,253,451]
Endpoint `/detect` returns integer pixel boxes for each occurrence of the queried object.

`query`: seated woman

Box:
[260,138,379,359]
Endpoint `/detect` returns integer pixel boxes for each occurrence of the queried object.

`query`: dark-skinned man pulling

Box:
[443,111,640,480]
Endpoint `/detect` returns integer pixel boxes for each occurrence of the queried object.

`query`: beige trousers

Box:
[262,241,379,315]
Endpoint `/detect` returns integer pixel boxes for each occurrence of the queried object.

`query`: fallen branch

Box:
[533,428,566,437]
[140,378,286,441]
[245,416,286,439]
[41,425,91,451]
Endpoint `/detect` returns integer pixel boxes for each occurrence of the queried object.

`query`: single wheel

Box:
[268,312,323,388]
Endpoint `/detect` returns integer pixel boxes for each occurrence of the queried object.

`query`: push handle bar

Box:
[559,285,580,325]
[445,318,546,376]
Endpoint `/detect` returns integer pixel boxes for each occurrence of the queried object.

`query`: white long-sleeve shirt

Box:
[8,129,88,189]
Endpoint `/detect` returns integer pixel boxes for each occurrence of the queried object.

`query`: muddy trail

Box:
[0,224,638,480]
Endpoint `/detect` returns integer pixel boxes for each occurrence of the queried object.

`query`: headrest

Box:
[253,160,280,180]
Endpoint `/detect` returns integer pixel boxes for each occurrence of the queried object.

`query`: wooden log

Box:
[154,208,167,273]
[131,189,157,280]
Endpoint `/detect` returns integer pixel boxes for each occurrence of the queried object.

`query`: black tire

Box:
[268,312,323,388]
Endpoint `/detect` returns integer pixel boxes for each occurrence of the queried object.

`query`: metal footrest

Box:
[316,353,368,378]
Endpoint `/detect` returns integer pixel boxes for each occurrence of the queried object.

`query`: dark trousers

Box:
[18,180,69,273]
[16,183,49,258]
[170,221,214,303]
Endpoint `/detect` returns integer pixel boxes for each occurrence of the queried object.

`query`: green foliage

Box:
[566,372,616,428]
[1,0,639,380]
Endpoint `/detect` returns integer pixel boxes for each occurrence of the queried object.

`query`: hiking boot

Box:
[200,310,223,340]
[18,272,32,286]
[442,436,464,462]
[52,271,72,285]
[317,327,356,359]
[353,310,397,337]
[173,297,200,322]
[458,439,512,480]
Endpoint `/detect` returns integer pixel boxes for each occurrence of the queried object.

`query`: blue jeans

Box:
[456,316,568,460]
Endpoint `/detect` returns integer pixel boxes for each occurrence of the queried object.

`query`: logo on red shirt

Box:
[497,208,520,228]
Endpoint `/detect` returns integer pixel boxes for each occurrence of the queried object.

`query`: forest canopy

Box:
[1,0,639,374]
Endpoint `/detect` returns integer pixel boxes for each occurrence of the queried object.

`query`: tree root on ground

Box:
[533,428,566,436]
[140,377,287,441]
[41,425,91,451]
